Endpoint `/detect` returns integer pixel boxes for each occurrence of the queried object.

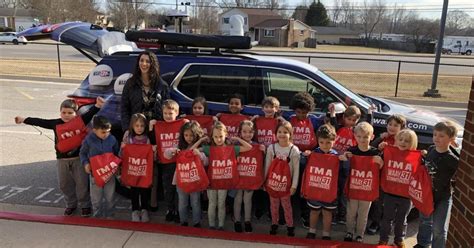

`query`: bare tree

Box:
[359,0,386,44]
[106,0,149,31]
[292,5,308,22]
[401,12,438,52]
[331,0,342,26]
[0,0,29,8]
[23,0,98,23]
[340,0,357,29]
[446,10,470,35]
[195,0,220,34]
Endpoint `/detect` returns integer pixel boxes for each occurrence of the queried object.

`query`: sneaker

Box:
[306,232,316,239]
[64,207,76,216]
[394,240,406,248]
[244,221,253,233]
[165,210,174,222]
[234,221,242,233]
[131,210,141,222]
[378,240,388,245]
[413,244,427,248]
[141,209,150,222]
[193,223,201,228]
[269,224,278,235]
[344,232,353,242]
[287,226,295,237]
[81,208,92,217]
[301,216,310,229]
[322,236,331,240]
[181,222,188,226]
[338,219,347,225]
[209,226,216,230]
[367,222,379,235]
[217,226,224,231]
[355,236,363,243]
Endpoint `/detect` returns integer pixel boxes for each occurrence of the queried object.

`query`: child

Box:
[367,114,406,235]
[165,121,208,227]
[372,114,407,151]
[252,96,283,147]
[121,113,152,222]
[218,93,249,138]
[80,115,119,218]
[289,92,319,227]
[153,99,188,222]
[415,121,460,248]
[265,121,301,236]
[234,120,265,233]
[341,122,383,243]
[379,129,419,247]
[304,124,339,240]
[14,97,104,217]
[184,96,217,136]
[329,103,374,225]
[195,121,252,230]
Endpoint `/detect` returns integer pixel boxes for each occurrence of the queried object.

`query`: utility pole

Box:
[424,0,448,98]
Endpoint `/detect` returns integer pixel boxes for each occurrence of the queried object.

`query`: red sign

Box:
[90,153,121,188]
[219,113,249,138]
[333,127,357,154]
[176,150,210,193]
[301,153,339,202]
[55,116,87,153]
[346,155,379,201]
[185,115,214,136]
[207,146,239,189]
[255,117,278,146]
[381,145,421,198]
[236,144,264,190]
[154,119,186,164]
[121,144,154,188]
[265,157,292,198]
[409,165,434,216]
[290,116,317,151]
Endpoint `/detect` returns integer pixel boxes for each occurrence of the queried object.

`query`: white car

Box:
[0,32,27,45]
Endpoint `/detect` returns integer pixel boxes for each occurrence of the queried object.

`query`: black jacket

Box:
[424,145,460,202]
[121,76,170,131]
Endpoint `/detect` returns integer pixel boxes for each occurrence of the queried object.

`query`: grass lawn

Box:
[1,58,469,103]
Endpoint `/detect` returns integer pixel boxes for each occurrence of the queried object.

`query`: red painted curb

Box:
[0,211,394,248]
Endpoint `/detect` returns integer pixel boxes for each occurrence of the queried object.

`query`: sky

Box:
[99,0,474,19]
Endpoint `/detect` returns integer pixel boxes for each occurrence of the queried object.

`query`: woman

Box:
[121,50,170,211]
[121,50,170,131]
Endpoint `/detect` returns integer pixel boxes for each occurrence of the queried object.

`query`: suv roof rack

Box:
[125,31,252,50]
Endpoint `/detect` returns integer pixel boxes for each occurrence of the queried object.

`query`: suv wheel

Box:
[466,50,472,55]
[446,49,452,55]
[12,39,18,45]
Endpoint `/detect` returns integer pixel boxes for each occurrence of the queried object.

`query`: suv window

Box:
[177,65,261,105]
[260,68,338,112]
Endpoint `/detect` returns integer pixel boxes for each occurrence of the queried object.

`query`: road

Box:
[0,78,468,208]
[1,43,473,76]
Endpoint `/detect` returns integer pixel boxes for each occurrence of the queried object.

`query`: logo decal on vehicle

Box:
[114,73,133,95]
[88,64,113,86]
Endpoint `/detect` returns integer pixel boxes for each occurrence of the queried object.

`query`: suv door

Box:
[173,64,264,115]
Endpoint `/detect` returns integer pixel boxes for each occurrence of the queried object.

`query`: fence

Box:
[5,42,473,102]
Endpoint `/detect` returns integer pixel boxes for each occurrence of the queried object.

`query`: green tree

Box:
[305,0,330,26]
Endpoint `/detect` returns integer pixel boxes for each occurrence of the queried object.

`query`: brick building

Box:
[447,76,474,247]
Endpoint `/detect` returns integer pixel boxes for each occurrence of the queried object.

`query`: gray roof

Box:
[254,19,288,28]
[311,26,359,35]
[0,8,33,17]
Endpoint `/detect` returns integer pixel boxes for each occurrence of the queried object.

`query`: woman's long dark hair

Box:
[130,50,160,88]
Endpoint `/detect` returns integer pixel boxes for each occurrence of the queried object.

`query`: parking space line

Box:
[13,87,34,100]
[0,78,76,86]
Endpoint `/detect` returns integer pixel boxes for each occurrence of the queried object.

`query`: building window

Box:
[264,29,275,37]
[223,18,229,24]
[299,30,304,36]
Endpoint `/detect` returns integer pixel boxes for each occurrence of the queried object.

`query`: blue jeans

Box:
[177,187,201,225]
[417,196,453,248]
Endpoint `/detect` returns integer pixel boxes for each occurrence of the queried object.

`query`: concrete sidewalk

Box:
[0,203,416,248]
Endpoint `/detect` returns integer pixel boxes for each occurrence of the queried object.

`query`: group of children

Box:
[15,92,460,248]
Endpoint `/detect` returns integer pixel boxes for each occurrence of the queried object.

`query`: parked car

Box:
[0,32,27,45]
[18,22,464,148]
